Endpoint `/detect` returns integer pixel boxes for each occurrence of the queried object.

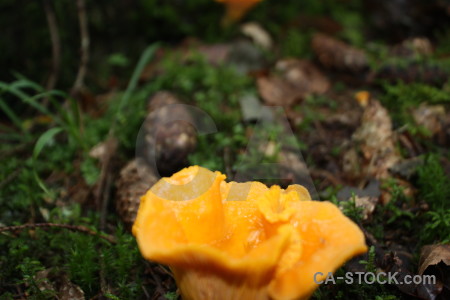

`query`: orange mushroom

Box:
[215,0,263,25]
[133,166,367,300]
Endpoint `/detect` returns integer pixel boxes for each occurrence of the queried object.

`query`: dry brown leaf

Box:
[390,37,434,57]
[193,43,231,65]
[312,33,368,72]
[89,138,118,163]
[276,59,330,95]
[380,178,416,205]
[342,100,401,180]
[418,244,450,299]
[257,76,302,106]
[241,22,273,50]
[258,59,329,107]
[354,196,378,221]
[58,274,85,300]
[342,147,362,180]
[412,104,446,137]
[34,269,56,294]
[419,244,450,275]
[376,245,447,300]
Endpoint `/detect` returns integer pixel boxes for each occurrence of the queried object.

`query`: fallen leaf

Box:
[342,100,401,180]
[258,59,330,107]
[412,104,446,137]
[34,269,56,294]
[366,244,448,300]
[89,138,118,162]
[312,33,368,72]
[275,59,330,95]
[419,245,450,275]
[390,37,434,57]
[354,196,378,221]
[257,76,303,107]
[379,178,416,205]
[241,22,273,50]
[418,244,450,300]
[58,274,85,300]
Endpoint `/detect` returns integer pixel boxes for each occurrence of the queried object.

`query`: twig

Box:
[0,223,116,244]
[146,262,167,298]
[43,0,61,97]
[99,172,113,231]
[310,168,344,187]
[142,285,150,299]
[93,138,118,231]
[71,0,89,97]
[98,250,109,296]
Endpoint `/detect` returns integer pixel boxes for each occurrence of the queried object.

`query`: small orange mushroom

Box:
[215,0,263,25]
[133,166,367,300]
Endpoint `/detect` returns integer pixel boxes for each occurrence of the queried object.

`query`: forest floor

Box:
[1,1,450,299]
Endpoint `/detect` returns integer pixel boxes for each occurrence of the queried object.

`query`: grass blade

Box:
[33,127,63,160]
[0,98,26,133]
[32,127,63,196]
[114,43,159,128]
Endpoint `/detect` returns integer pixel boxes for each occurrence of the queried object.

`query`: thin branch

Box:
[146,262,167,298]
[0,223,116,244]
[71,0,89,96]
[310,168,345,187]
[100,172,113,231]
[43,0,61,95]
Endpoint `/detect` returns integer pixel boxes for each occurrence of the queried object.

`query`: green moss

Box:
[416,154,450,244]
[281,29,312,58]
[380,81,450,131]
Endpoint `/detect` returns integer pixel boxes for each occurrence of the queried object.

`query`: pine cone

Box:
[115,158,158,229]
[140,91,197,176]
[312,33,368,73]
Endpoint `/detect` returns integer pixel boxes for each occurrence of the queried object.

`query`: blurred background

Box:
[1,0,450,299]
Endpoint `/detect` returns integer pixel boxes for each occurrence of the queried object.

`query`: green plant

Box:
[164,291,179,300]
[363,180,415,240]
[382,179,415,227]
[16,257,55,299]
[422,210,450,244]
[416,154,450,243]
[101,227,144,298]
[337,194,364,224]
[305,94,337,110]
[359,245,376,273]
[417,154,450,211]
[141,53,254,173]
[281,29,312,58]
[381,82,450,129]
[66,234,99,294]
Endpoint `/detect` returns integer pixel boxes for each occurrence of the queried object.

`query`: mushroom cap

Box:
[133,166,367,300]
[215,0,263,24]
